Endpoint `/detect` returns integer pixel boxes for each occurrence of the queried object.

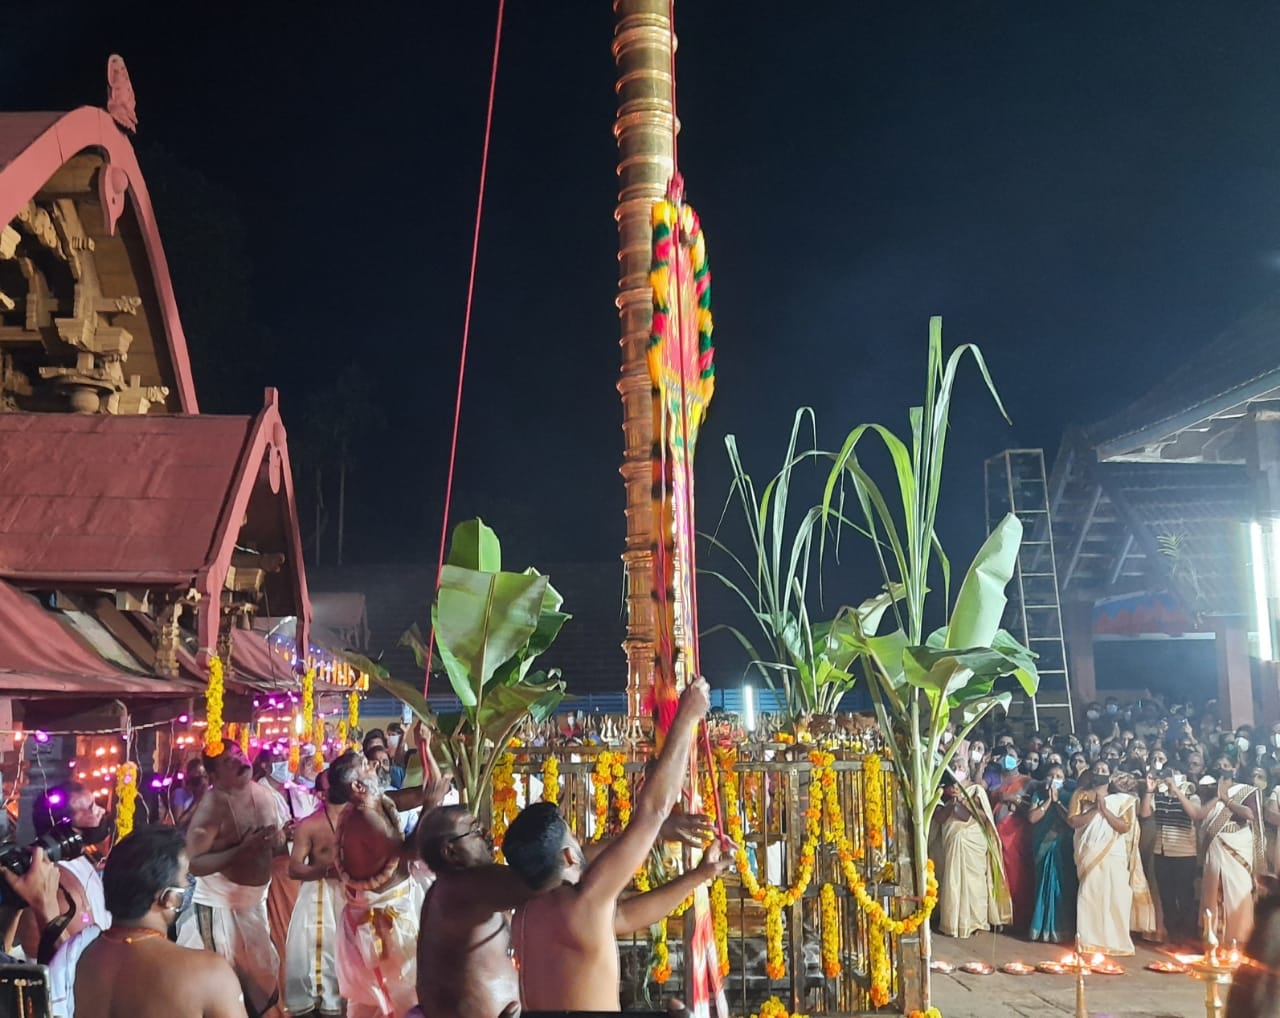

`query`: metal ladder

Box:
[983,449,1075,734]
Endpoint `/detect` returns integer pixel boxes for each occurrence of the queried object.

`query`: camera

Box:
[0,821,84,908]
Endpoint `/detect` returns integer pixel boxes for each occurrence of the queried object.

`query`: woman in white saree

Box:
[936,765,1012,938]
[1188,776,1264,945]
[1069,769,1155,955]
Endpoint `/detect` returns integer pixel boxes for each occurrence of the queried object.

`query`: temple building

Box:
[0,60,353,831]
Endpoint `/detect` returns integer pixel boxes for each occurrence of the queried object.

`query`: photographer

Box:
[17,784,113,956]
[0,845,62,961]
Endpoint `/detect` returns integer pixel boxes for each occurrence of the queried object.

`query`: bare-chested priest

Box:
[330,748,446,1018]
[179,742,284,1017]
[282,768,347,1017]
[503,678,718,1013]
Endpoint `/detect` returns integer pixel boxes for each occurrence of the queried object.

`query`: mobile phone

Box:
[0,962,52,1018]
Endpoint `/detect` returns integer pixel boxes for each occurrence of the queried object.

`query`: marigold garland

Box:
[907,1010,943,1018]
[863,752,885,850]
[750,996,809,1018]
[711,876,729,978]
[820,882,841,978]
[491,752,518,847]
[347,691,360,735]
[289,741,300,775]
[114,762,138,841]
[337,719,349,749]
[591,750,631,841]
[652,927,671,984]
[301,667,315,746]
[204,655,225,757]
[718,748,937,991]
[541,754,560,805]
[239,723,250,758]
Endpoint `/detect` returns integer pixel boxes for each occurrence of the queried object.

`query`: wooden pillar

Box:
[1212,614,1254,730]
[1063,599,1097,725]
[613,0,676,717]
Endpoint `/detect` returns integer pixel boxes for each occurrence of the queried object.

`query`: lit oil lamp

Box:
[1187,910,1245,1018]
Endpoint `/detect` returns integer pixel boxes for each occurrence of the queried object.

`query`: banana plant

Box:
[368,518,569,811]
[819,317,1038,1008]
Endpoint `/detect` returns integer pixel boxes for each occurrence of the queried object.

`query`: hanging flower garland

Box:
[337,719,349,750]
[591,751,631,840]
[204,655,225,757]
[863,752,885,850]
[347,691,360,735]
[289,741,300,775]
[540,754,560,804]
[652,924,672,983]
[820,882,841,978]
[749,997,809,1018]
[908,1009,943,1018]
[239,723,251,758]
[492,752,518,847]
[301,668,315,746]
[114,762,139,841]
[711,876,729,978]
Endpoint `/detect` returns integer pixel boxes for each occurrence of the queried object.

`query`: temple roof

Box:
[0,390,310,650]
[1088,295,1280,463]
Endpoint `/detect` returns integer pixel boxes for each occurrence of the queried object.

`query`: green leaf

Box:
[476,679,566,742]
[434,565,547,689]
[946,513,1022,649]
[398,624,434,671]
[446,518,502,572]
[366,668,435,722]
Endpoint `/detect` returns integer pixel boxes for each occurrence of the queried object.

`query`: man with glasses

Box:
[60,825,246,1017]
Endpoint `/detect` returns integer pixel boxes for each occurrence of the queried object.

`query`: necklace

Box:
[103,926,164,944]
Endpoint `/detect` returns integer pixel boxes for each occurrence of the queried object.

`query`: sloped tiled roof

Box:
[0,413,253,583]
[1051,434,1252,615]
[1089,295,1280,459]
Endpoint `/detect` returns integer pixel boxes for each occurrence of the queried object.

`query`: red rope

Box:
[424,0,506,698]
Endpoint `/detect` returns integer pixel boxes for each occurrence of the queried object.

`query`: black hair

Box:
[32,782,85,838]
[417,805,470,871]
[503,802,569,890]
[327,750,361,805]
[363,728,386,751]
[103,825,186,921]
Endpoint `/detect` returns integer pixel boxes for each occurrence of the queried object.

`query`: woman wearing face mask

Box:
[1027,764,1077,942]
[1067,768,1155,955]
[936,747,1013,938]
[993,748,1034,931]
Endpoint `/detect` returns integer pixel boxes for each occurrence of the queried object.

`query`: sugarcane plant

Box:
[819,317,1039,1006]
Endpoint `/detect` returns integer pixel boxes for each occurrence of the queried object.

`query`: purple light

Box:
[253,699,261,708]
[33,730,50,744]
[47,792,63,806]
[176,771,186,781]
[162,777,173,787]
[177,713,190,724]
[150,778,163,790]
[67,760,76,769]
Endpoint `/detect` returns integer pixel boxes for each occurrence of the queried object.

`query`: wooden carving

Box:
[98,163,130,236]
[106,55,137,133]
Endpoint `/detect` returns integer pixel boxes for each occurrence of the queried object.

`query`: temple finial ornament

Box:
[106,54,137,133]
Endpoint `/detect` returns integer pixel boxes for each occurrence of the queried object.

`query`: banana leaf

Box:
[446,517,503,572]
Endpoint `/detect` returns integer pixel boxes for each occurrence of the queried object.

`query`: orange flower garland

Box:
[114,762,139,841]
[750,997,809,1018]
[820,882,841,978]
[541,754,560,805]
[491,751,518,848]
[204,655,225,757]
[711,876,729,978]
[908,1010,943,1018]
[863,752,885,850]
[591,750,631,841]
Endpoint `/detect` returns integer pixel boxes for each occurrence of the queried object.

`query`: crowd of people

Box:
[0,683,724,1018]
[933,694,1278,956]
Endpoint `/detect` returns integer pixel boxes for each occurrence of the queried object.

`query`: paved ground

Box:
[928,930,1209,1017]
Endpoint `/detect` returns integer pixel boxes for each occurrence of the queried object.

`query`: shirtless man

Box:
[180,742,284,1018]
[331,749,446,1018]
[69,825,247,1018]
[282,766,347,1017]
[503,678,715,1012]
[415,803,721,1018]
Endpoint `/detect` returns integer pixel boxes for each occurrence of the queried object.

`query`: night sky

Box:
[6,2,1280,587]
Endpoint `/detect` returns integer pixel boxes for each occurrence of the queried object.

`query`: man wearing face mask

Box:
[62,825,247,1018]
[17,783,115,956]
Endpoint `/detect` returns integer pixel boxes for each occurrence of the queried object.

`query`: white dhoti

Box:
[178,871,279,1017]
[337,874,428,1018]
[1203,792,1261,946]
[284,877,343,1016]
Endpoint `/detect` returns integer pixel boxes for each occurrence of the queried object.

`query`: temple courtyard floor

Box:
[929,930,1206,1017]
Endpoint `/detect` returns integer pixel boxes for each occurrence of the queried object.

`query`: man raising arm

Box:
[503,678,712,1012]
